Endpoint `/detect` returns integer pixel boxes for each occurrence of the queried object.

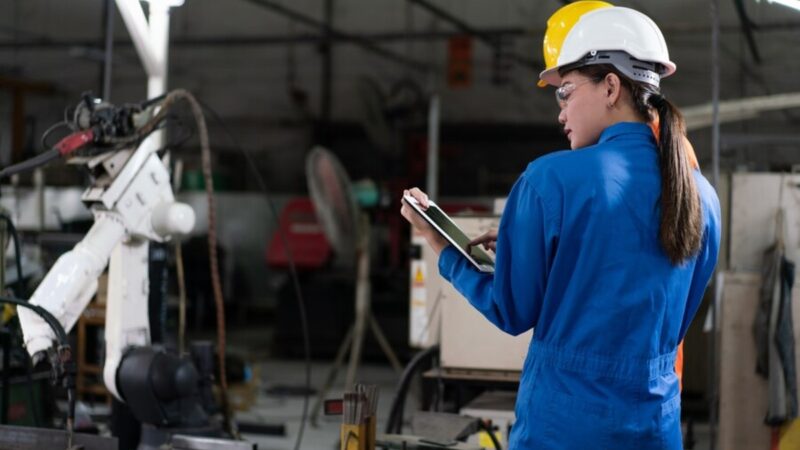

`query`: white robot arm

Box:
[17,97,196,401]
[17,211,126,361]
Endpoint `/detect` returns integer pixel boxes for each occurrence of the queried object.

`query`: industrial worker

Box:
[400,3,721,449]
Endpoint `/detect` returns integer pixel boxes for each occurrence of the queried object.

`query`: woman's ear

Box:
[604,73,622,108]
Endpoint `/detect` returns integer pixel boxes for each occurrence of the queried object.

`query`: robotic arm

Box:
[17,93,198,409]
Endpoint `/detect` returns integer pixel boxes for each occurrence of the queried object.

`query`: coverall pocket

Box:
[528,385,614,449]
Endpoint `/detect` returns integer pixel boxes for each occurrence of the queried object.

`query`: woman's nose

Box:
[558,108,567,125]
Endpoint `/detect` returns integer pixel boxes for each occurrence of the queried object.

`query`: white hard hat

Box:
[539,7,676,88]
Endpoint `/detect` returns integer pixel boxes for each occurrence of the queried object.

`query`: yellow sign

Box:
[414,267,424,285]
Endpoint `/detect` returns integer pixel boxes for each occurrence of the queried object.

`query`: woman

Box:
[401,4,721,449]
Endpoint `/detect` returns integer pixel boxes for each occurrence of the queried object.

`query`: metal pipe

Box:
[320,0,333,144]
[709,1,721,449]
[101,0,115,101]
[115,0,161,77]
[241,0,430,72]
[426,95,440,201]
[732,0,761,63]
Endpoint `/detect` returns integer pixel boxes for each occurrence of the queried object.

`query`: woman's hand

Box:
[469,230,498,253]
[400,187,449,255]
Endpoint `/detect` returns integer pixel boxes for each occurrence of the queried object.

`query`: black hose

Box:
[0,214,24,298]
[0,148,60,180]
[385,345,439,434]
[477,419,502,450]
[0,296,67,345]
[0,296,73,433]
[0,216,41,427]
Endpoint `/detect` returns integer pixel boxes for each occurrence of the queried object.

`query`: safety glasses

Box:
[555,78,598,108]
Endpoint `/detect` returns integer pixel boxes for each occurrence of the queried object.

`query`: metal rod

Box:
[709,1,721,449]
[732,0,761,63]
[241,0,429,72]
[711,1,721,190]
[426,95,440,201]
[101,0,115,101]
[320,0,333,144]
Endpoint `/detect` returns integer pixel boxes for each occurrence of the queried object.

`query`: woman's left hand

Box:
[400,187,449,255]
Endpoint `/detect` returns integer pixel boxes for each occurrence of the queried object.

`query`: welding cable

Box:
[39,121,71,151]
[0,216,42,427]
[0,129,95,180]
[0,213,43,428]
[0,295,75,436]
[0,296,67,346]
[477,419,503,450]
[0,149,59,180]
[143,90,235,437]
[196,99,312,450]
[385,345,439,434]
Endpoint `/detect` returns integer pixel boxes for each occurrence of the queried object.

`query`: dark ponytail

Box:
[571,65,704,264]
[647,93,703,264]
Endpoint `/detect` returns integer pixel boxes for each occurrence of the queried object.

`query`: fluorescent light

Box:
[767,0,800,12]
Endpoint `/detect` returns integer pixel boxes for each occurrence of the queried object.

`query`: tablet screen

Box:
[406,197,495,269]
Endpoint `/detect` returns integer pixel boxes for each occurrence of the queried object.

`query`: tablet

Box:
[403,195,495,273]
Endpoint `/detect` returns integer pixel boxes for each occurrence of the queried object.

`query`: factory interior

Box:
[0,0,800,449]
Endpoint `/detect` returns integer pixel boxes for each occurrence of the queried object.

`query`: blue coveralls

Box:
[438,122,721,449]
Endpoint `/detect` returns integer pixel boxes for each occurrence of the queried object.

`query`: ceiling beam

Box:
[240,0,430,73]
[2,20,800,52]
[405,0,540,70]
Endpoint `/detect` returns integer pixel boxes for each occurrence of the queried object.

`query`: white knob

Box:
[151,202,195,238]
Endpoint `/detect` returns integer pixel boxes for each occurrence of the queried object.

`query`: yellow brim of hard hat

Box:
[538,67,561,88]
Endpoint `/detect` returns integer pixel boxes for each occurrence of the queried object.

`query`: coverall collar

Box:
[598,121,654,144]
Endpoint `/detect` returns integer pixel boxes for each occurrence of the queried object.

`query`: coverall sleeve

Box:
[677,185,722,341]
[438,176,559,336]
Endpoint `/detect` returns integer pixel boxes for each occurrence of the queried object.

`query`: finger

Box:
[409,187,429,208]
[469,231,493,246]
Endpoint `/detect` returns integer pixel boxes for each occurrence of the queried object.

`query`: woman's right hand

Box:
[469,230,498,253]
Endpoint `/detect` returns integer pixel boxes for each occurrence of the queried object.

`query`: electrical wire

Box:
[153,90,235,436]
[196,100,312,450]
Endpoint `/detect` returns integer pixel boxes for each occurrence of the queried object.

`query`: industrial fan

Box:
[305,146,402,423]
